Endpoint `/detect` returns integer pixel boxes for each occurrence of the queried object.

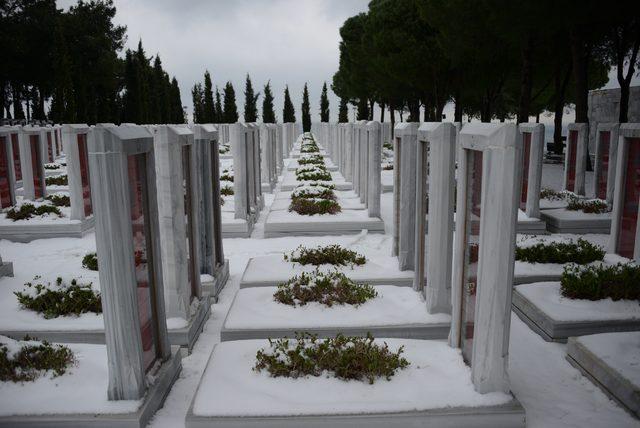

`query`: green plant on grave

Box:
[290,185,336,201]
[539,188,573,201]
[82,252,98,271]
[289,198,341,215]
[382,162,394,170]
[220,169,234,182]
[298,155,325,165]
[274,270,377,307]
[284,244,366,267]
[15,277,102,319]
[383,142,393,151]
[220,185,234,196]
[45,174,68,186]
[560,263,640,301]
[254,333,409,384]
[5,203,62,221]
[43,163,61,170]
[295,166,332,182]
[515,238,605,264]
[300,142,319,153]
[566,198,609,214]
[45,194,71,207]
[0,340,76,382]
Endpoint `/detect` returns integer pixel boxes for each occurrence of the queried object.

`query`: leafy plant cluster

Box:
[291,185,336,201]
[46,194,70,207]
[219,143,230,154]
[45,175,68,186]
[285,244,366,267]
[220,185,234,196]
[561,263,640,301]
[0,339,76,383]
[296,164,332,182]
[43,163,61,170]
[220,168,234,182]
[289,197,341,215]
[274,270,377,307]
[383,142,393,151]
[382,162,394,170]
[567,197,609,214]
[254,333,409,384]
[515,238,605,264]
[5,203,62,221]
[298,154,325,166]
[82,252,98,271]
[15,277,102,319]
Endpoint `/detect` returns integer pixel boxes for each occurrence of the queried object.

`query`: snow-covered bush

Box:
[274,270,376,307]
[567,197,609,214]
[15,277,102,319]
[298,154,325,165]
[539,188,575,201]
[0,336,76,382]
[516,238,605,264]
[220,185,234,196]
[561,263,640,301]
[289,198,341,215]
[82,252,98,271]
[220,167,234,182]
[45,174,68,186]
[45,193,70,207]
[43,163,61,170]
[254,333,409,384]
[285,244,366,267]
[291,185,336,201]
[6,203,62,221]
[295,164,331,182]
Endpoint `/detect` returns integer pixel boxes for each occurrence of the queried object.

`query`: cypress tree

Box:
[282,85,296,123]
[214,87,223,123]
[319,82,330,122]
[338,97,349,122]
[203,70,215,122]
[170,77,184,123]
[223,81,239,123]
[301,83,311,132]
[191,83,204,123]
[134,40,150,123]
[50,23,75,123]
[149,56,165,123]
[356,97,369,121]
[262,81,276,123]
[243,74,259,122]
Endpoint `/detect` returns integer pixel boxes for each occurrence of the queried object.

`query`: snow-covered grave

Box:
[608,123,640,262]
[414,122,456,314]
[0,128,17,209]
[192,124,230,300]
[0,124,182,426]
[221,122,264,238]
[516,123,546,233]
[593,123,620,204]
[259,123,278,192]
[566,332,640,419]
[150,124,211,350]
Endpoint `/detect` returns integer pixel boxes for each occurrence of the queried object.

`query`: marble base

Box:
[263,211,385,238]
[201,260,230,302]
[221,219,253,238]
[540,209,611,234]
[516,219,548,234]
[0,347,181,428]
[0,216,95,243]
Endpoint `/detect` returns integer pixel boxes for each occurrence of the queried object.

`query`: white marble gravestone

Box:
[63,124,93,221]
[563,123,588,195]
[518,123,544,219]
[414,122,456,314]
[608,123,640,262]
[450,123,520,394]
[365,121,382,218]
[593,123,620,203]
[18,125,47,200]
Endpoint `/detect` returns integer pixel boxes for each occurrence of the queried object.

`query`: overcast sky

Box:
[57,0,637,126]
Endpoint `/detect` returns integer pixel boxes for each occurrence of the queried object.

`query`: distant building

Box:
[588,86,640,152]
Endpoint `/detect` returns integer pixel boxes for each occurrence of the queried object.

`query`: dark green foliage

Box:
[298,154,325,165]
[295,168,332,182]
[284,244,366,267]
[283,86,296,123]
[274,271,377,307]
[45,194,70,207]
[243,74,260,122]
[215,88,224,123]
[320,82,330,122]
[220,169,234,182]
[43,163,61,170]
[82,252,98,271]
[291,186,336,201]
[567,198,609,214]
[338,97,349,122]
[6,204,62,221]
[15,277,102,319]
[46,174,68,186]
[0,340,76,382]
[220,185,234,196]
[301,83,311,132]
[382,163,393,170]
[300,142,320,153]
[254,333,409,384]
[561,263,640,301]
[515,239,605,264]
[203,70,216,122]
[262,81,277,123]
[289,198,341,215]
[383,142,393,151]
[191,83,204,124]
[223,81,239,123]
[170,77,186,123]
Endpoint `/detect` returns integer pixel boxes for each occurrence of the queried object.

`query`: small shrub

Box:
[383,142,393,151]
[560,263,640,301]
[285,244,366,267]
[219,143,230,154]
[220,185,234,196]
[15,277,102,319]
[516,238,605,264]
[298,155,325,165]
[540,188,576,201]
[45,175,68,186]
[274,270,377,307]
[45,194,70,207]
[0,339,76,382]
[300,142,319,153]
[220,170,234,182]
[291,185,336,200]
[82,252,98,271]
[303,182,335,190]
[382,162,393,170]
[567,198,609,214]
[295,165,332,182]
[289,198,341,215]
[43,163,61,170]
[254,333,409,384]
[6,204,62,221]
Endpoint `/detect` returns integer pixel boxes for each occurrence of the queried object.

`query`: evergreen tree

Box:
[338,97,349,122]
[203,70,216,122]
[282,85,296,122]
[222,81,239,123]
[49,23,75,123]
[243,74,259,122]
[214,87,223,123]
[191,83,204,123]
[262,81,276,123]
[170,77,185,123]
[319,82,330,122]
[301,83,311,132]
[356,98,369,121]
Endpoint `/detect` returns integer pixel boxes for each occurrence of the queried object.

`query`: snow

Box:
[224,286,450,330]
[0,339,141,416]
[267,208,380,222]
[0,196,78,225]
[516,282,640,322]
[575,332,640,388]
[541,207,611,220]
[192,339,512,417]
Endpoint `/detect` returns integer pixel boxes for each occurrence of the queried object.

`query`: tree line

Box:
[1,0,185,124]
[332,0,639,150]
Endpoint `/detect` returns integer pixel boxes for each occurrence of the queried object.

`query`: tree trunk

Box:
[569,29,589,123]
[369,99,375,121]
[536,113,540,123]
[380,102,385,122]
[435,102,445,122]
[454,90,463,122]
[390,103,395,138]
[517,34,534,123]
[616,31,639,123]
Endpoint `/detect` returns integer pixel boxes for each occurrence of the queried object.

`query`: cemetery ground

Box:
[1,157,637,428]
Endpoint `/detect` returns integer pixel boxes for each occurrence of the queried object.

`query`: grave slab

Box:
[264,208,384,237]
[540,208,611,234]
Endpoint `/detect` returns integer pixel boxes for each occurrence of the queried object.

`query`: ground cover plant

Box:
[383,142,393,151]
[82,252,98,271]
[298,154,325,165]
[274,270,376,307]
[289,197,341,215]
[45,193,70,207]
[382,162,394,170]
[220,168,234,182]
[285,244,366,267]
[220,185,234,196]
[566,197,609,214]
[219,143,230,154]
[540,188,574,201]
[15,277,102,319]
[561,263,640,301]
[45,174,68,186]
[254,333,409,384]
[295,165,331,181]
[0,338,76,382]
[5,203,62,221]
[516,238,605,264]
[291,185,336,200]
[43,163,61,170]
